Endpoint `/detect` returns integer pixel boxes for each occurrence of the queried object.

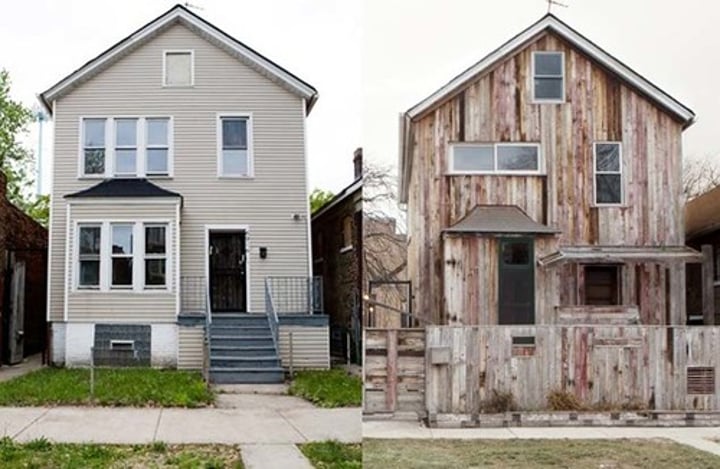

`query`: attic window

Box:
[533,51,564,102]
[164,51,193,86]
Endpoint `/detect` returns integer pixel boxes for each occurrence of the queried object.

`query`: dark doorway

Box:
[209,231,247,312]
[498,238,535,324]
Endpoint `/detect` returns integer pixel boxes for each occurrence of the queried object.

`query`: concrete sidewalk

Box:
[363,420,720,456]
[0,404,361,444]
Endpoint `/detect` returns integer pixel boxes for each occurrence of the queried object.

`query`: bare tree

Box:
[684,156,720,200]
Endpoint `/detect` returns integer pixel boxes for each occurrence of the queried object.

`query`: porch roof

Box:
[443,205,559,235]
[538,245,703,266]
[65,178,182,199]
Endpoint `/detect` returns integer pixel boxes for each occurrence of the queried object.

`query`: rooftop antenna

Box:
[183,2,204,11]
[546,0,568,13]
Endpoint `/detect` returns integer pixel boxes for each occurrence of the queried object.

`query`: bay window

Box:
[78,225,101,288]
[114,119,138,176]
[111,224,134,288]
[144,225,167,287]
[82,119,106,176]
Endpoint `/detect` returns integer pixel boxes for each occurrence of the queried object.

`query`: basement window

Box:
[584,265,621,305]
[533,51,564,102]
[110,340,135,351]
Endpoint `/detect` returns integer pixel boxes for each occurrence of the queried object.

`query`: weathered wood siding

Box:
[278,325,330,369]
[407,32,686,325]
[363,328,425,415]
[426,326,720,415]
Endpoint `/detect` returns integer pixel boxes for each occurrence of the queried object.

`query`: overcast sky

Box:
[2,0,718,196]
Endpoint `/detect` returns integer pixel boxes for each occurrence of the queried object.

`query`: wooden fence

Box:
[426,326,720,417]
[363,328,425,415]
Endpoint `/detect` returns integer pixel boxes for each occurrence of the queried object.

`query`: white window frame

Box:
[162,50,195,87]
[78,116,174,179]
[593,141,623,206]
[532,51,565,103]
[217,113,254,178]
[113,119,139,177]
[143,223,168,289]
[77,223,102,289]
[71,220,172,293]
[80,118,109,178]
[110,223,134,289]
[448,142,543,175]
[145,117,173,177]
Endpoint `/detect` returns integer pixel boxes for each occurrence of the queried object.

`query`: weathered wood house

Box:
[398,14,702,326]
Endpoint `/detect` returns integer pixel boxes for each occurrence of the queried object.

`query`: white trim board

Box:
[39,5,317,114]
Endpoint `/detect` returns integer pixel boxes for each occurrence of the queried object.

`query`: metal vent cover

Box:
[687,367,715,395]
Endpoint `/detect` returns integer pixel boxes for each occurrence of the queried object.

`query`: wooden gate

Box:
[363,328,425,415]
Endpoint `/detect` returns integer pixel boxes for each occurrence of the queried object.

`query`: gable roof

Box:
[39,4,318,115]
[65,178,181,199]
[443,205,559,235]
[399,13,695,203]
[311,177,362,221]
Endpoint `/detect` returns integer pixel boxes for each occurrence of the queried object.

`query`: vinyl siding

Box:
[48,22,310,322]
[177,325,204,370]
[278,325,330,369]
[66,202,178,322]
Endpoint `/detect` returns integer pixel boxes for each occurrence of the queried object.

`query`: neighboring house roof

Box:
[685,185,720,240]
[443,205,559,235]
[539,245,702,266]
[65,178,182,199]
[38,4,318,115]
[311,177,362,221]
[399,13,695,203]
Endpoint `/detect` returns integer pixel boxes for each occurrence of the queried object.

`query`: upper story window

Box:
[594,142,622,205]
[114,119,138,176]
[449,143,541,175]
[164,50,194,86]
[80,117,172,178]
[341,216,353,252]
[532,51,564,102]
[218,115,253,177]
[82,119,106,175]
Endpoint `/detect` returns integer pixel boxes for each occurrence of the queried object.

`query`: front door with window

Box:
[498,238,535,324]
[209,231,247,312]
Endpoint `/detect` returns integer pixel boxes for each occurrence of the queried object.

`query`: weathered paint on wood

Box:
[363,328,425,415]
[406,31,687,326]
[426,326,720,415]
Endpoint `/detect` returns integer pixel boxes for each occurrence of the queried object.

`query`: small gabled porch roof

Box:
[539,245,703,266]
[443,205,559,235]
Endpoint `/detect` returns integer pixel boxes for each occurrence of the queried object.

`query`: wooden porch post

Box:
[702,244,715,325]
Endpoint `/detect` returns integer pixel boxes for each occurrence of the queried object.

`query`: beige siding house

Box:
[40,5,328,378]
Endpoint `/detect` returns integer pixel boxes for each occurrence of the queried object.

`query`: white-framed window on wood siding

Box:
[114,118,138,176]
[79,117,173,178]
[110,223,134,289]
[144,224,167,288]
[81,118,107,177]
[594,142,623,205]
[449,143,541,174]
[532,51,565,102]
[163,50,194,87]
[77,224,101,288]
[217,114,253,177]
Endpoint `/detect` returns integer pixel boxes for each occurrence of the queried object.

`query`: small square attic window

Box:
[164,51,193,86]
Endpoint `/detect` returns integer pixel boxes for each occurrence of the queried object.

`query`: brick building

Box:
[311,149,362,361]
[0,171,48,363]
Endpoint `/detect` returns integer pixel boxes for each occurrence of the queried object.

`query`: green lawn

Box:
[289,369,362,408]
[0,438,243,468]
[363,438,720,468]
[300,441,362,469]
[0,368,214,407]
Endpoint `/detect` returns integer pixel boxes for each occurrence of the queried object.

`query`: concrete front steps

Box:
[209,314,284,384]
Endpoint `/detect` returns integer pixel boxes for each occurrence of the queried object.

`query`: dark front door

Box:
[209,231,247,312]
[498,238,534,324]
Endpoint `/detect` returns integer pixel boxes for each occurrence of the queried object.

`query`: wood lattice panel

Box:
[687,367,715,395]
